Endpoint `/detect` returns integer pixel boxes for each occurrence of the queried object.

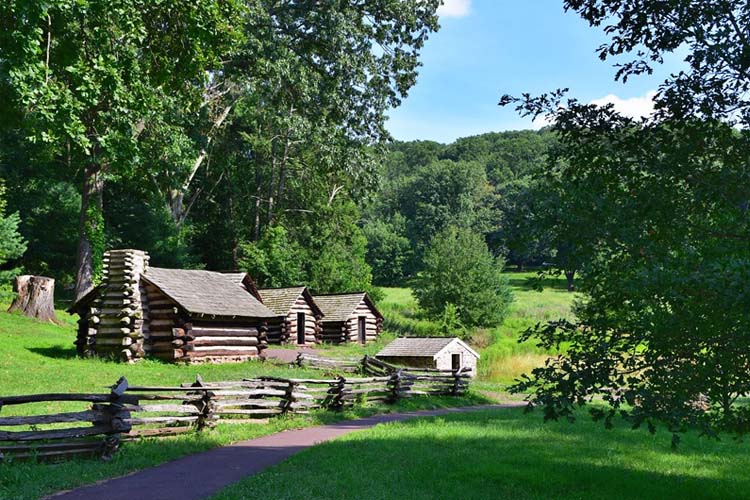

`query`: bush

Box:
[238,225,305,288]
[0,179,27,286]
[413,226,513,327]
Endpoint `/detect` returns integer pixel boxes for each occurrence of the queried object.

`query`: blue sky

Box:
[386,0,686,143]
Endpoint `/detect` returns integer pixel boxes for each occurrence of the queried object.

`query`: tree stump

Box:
[7,275,59,323]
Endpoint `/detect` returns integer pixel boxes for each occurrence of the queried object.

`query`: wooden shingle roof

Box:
[258,286,323,317]
[143,267,276,318]
[313,292,382,322]
[376,337,480,359]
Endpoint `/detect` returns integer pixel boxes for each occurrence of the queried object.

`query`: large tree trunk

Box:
[75,164,104,300]
[8,275,58,323]
[564,269,576,292]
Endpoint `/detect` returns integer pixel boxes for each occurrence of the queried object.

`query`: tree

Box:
[397,159,497,268]
[363,216,412,286]
[502,0,750,440]
[238,225,304,289]
[413,226,513,328]
[0,180,27,287]
[0,1,245,299]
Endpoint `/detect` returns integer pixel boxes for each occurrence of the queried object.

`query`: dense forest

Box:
[0,1,445,301]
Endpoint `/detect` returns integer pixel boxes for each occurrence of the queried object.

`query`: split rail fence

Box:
[0,363,470,462]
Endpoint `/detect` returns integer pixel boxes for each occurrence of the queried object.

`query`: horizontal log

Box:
[189,327,259,337]
[123,426,193,439]
[187,346,259,355]
[214,418,269,425]
[0,424,117,442]
[126,416,199,426]
[0,393,136,405]
[191,337,259,347]
[0,410,104,426]
[215,399,285,409]
[215,408,284,416]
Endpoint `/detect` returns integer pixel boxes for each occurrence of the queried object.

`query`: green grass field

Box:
[0,305,487,499]
[374,271,575,384]
[212,408,750,500]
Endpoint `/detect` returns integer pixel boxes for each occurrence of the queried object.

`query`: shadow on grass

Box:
[27,345,78,360]
[0,396,494,500]
[211,408,750,500]
[506,273,570,292]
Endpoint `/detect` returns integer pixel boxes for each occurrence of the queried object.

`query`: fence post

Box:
[102,376,130,461]
[191,375,215,431]
[451,368,460,396]
[282,379,297,414]
[388,369,402,404]
[325,375,346,410]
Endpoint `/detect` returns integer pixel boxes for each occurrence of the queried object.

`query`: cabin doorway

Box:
[297,312,305,344]
[358,316,366,344]
[451,353,461,371]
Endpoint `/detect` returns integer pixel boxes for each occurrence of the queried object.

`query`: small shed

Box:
[376,337,480,376]
[313,292,383,344]
[258,286,323,345]
[70,249,277,363]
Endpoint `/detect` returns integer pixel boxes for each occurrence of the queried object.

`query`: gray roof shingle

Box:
[143,267,276,318]
[258,287,307,316]
[377,337,471,358]
[313,293,377,322]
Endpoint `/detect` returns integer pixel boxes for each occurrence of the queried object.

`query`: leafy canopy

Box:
[503,0,750,441]
[413,226,513,328]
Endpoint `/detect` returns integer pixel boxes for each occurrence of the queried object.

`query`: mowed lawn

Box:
[212,408,750,500]
[0,307,487,499]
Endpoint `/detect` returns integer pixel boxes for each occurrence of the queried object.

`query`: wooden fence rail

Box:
[0,367,470,462]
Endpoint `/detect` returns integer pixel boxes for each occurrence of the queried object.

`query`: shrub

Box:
[413,226,513,327]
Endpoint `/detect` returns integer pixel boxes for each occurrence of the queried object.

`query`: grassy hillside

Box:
[376,271,575,384]
[0,306,487,499]
[212,407,750,500]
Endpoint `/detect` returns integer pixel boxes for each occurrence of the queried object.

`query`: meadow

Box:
[0,304,486,499]
[211,408,750,500]
[313,271,575,385]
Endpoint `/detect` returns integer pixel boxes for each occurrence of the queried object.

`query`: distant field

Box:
[212,407,750,500]
[375,271,575,384]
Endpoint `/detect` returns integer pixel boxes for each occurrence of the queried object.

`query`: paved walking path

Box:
[49,403,521,500]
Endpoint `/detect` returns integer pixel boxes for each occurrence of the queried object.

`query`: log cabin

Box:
[376,337,480,376]
[258,287,323,345]
[69,249,276,363]
[313,292,383,344]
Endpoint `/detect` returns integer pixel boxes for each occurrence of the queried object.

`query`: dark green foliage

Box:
[302,201,375,296]
[368,130,558,285]
[413,226,513,328]
[104,179,197,270]
[504,0,750,439]
[362,217,412,286]
[0,180,27,287]
[238,225,304,288]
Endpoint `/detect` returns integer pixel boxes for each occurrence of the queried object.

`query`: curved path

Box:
[48,403,520,500]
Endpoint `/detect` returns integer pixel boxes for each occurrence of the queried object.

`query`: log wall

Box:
[284,294,321,345]
[85,250,149,362]
[345,300,382,343]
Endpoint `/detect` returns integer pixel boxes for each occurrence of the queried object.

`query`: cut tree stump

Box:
[7,275,59,323]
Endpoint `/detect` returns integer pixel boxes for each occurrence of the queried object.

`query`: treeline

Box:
[363,129,570,287]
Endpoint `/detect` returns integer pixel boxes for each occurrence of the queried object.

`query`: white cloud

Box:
[590,90,657,119]
[437,0,471,18]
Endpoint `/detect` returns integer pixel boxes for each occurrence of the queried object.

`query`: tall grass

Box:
[378,271,576,385]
